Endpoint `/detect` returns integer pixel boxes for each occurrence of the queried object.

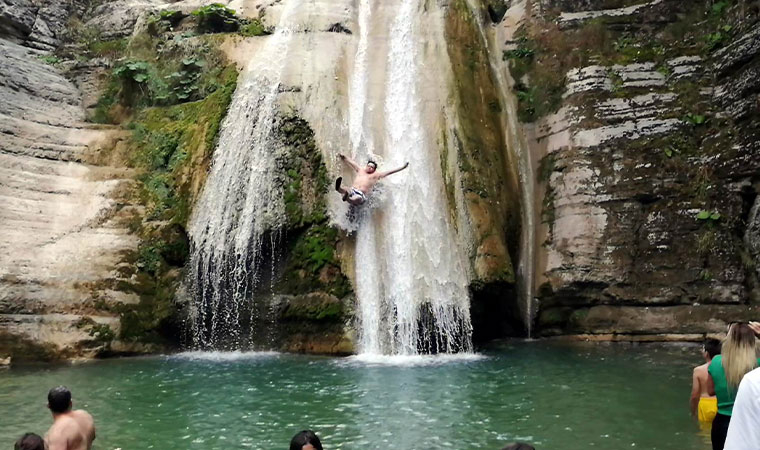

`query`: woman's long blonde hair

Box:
[722,323,758,390]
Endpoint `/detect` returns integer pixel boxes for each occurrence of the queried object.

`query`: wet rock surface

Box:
[504,0,760,336]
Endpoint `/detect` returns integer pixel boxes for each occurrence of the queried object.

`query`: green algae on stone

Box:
[444,0,520,284]
[281,294,345,322]
[87,24,240,347]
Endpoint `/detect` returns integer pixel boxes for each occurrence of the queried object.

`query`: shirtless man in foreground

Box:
[690,338,721,425]
[335,153,409,205]
[45,386,96,450]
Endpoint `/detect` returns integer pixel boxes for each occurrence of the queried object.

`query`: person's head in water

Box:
[366,160,377,174]
[723,322,758,389]
[289,430,323,450]
[15,433,45,450]
[703,337,721,361]
[48,385,72,414]
[501,443,535,450]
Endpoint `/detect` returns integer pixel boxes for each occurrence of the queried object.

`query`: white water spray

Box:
[187,1,303,348]
[350,0,473,355]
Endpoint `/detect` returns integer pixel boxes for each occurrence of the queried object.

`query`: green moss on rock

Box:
[91,25,239,347]
[281,294,345,322]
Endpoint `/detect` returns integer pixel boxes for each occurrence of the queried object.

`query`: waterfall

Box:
[186,1,302,349]
[350,0,473,355]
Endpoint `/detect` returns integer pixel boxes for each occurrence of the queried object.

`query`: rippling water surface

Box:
[0,341,710,449]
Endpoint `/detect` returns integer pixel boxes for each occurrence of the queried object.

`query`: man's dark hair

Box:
[367,160,377,168]
[15,433,45,450]
[501,444,536,450]
[704,338,722,358]
[48,385,72,413]
[290,430,323,450]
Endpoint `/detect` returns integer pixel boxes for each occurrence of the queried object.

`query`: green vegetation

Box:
[273,117,352,299]
[537,153,556,183]
[240,19,270,37]
[279,223,352,299]
[696,210,721,221]
[192,3,241,33]
[541,187,556,227]
[505,19,614,121]
[127,65,237,222]
[93,36,233,120]
[82,20,240,345]
[89,38,128,58]
[282,296,344,322]
[37,54,61,65]
[146,10,185,35]
[510,0,744,122]
[293,226,338,273]
[278,116,329,227]
[88,323,116,344]
[684,113,708,126]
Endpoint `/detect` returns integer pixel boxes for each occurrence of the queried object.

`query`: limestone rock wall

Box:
[0,2,142,361]
[494,0,760,337]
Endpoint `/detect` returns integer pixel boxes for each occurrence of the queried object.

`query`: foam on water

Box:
[171,350,280,362]
[342,352,487,367]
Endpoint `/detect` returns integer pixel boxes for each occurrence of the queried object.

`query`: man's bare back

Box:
[335,154,409,205]
[689,339,721,419]
[46,410,95,450]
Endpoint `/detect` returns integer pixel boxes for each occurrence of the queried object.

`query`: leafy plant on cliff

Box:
[696,210,721,221]
[240,19,271,37]
[113,60,154,106]
[37,54,61,65]
[192,4,241,33]
[147,10,185,35]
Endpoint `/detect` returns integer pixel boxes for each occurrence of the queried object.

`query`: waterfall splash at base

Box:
[349,0,473,355]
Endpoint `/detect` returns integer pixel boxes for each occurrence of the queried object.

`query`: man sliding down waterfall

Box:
[335,153,409,205]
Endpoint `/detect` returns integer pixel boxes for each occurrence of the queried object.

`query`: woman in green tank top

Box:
[707,323,759,450]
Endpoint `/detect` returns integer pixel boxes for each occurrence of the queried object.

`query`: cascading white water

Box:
[350,0,473,355]
[186,1,303,348]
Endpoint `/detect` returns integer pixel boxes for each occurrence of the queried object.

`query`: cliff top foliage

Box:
[508,0,748,121]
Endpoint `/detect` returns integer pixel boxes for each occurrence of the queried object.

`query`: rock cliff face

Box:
[491,0,760,337]
[0,0,142,361]
[5,0,758,361]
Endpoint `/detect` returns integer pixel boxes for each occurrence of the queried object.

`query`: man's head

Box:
[703,338,721,360]
[501,444,535,450]
[365,160,377,174]
[289,430,323,450]
[48,386,72,414]
[15,433,45,450]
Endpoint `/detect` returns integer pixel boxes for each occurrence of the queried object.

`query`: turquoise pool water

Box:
[0,341,710,449]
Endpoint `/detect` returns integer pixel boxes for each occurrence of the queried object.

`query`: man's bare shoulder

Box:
[694,362,709,375]
[71,410,93,422]
[48,415,78,432]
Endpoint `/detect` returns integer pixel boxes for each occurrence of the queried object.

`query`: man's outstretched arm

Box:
[338,153,361,172]
[378,162,409,178]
